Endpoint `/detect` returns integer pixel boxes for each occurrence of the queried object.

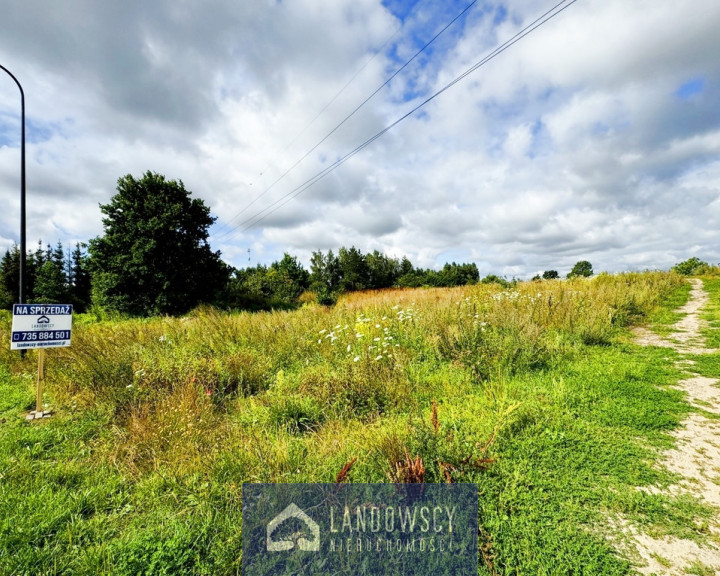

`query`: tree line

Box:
[229,248,483,309]
[0,241,91,311]
[0,171,593,317]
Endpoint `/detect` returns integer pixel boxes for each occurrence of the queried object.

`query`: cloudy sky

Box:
[1,0,718,278]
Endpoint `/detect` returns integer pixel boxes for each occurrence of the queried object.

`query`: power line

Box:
[214,0,481,239]
[222,0,580,239]
[210,11,404,238]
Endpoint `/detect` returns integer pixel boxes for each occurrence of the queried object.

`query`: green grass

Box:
[684,354,720,380]
[684,560,716,576]
[678,277,720,381]
[700,277,720,349]
[0,372,243,575]
[473,344,707,575]
[645,279,692,335]
[0,271,714,575]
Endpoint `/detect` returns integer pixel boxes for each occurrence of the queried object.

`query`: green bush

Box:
[672,257,708,276]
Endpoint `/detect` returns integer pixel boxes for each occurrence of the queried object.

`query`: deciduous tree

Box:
[672,257,708,276]
[89,171,228,316]
[568,261,593,278]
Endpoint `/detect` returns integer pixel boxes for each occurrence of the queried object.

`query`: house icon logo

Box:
[37,316,50,324]
[266,503,320,552]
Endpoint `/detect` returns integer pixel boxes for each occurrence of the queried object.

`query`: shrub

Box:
[672,257,708,276]
[481,274,511,288]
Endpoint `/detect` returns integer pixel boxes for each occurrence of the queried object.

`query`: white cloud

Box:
[0,0,718,278]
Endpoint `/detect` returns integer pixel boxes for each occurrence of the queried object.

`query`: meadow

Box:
[0,271,717,575]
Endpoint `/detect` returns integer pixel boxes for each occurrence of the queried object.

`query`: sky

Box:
[0,0,719,279]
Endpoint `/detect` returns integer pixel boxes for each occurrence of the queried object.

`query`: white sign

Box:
[10,304,73,350]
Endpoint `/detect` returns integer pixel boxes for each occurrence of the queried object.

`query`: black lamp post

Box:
[0,64,26,307]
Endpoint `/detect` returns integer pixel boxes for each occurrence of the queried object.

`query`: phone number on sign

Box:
[13,330,71,341]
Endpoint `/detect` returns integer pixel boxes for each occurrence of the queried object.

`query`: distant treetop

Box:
[672,257,708,276]
[567,261,593,279]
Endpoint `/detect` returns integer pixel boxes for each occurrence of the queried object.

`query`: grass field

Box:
[0,271,717,575]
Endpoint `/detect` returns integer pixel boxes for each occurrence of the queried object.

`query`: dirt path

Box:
[629,279,720,574]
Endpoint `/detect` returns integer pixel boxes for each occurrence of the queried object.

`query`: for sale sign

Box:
[10,304,73,350]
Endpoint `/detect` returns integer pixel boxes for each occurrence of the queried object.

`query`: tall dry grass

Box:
[0,271,684,479]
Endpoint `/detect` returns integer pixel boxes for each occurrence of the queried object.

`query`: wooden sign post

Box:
[10,304,73,420]
[36,349,45,415]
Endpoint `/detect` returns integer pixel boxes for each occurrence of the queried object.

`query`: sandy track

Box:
[629,279,720,574]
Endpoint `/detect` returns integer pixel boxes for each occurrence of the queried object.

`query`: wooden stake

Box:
[36,349,45,414]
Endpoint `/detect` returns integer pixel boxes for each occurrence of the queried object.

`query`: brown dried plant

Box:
[388,448,425,484]
[430,399,440,436]
[479,524,499,576]
[335,457,358,483]
[438,461,455,483]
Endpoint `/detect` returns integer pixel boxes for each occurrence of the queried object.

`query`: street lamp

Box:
[0,64,26,307]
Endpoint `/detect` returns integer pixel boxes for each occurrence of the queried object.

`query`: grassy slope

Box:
[0,273,714,575]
